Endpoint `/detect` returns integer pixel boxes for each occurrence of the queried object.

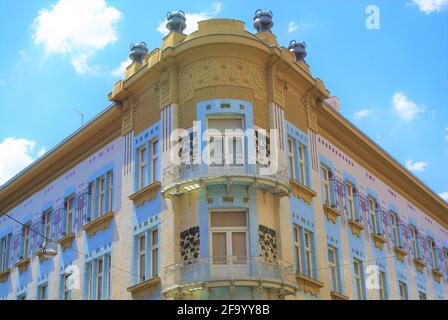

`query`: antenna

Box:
[74,108,85,126]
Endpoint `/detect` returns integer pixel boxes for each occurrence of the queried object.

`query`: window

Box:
[62,274,72,300]
[445,248,448,273]
[390,212,401,247]
[137,234,146,282]
[419,291,427,300]
[207,118,244,166]
[410,225,421,259]
[345,182,355,220]
[37,283,48,300]
[399,281,408,300]
[98,176,105,216]
[135,228,159,284]
[22,223,31,258]
[378,271,387,300]
[428,237,437,269]
[293,226,301,273]
[85,253,112,300]
[87,182,94,219]
[303,230,314,277]
[368,197,379,234]
[151,229,159,277]
[328,246,341,293]
[297,145,307,185]
[43,208,52,240]
[321,165,332,205]
[0,233,11,271]
[353,258,365,300]
[138,146,147,189]
[151,140,159,183]
[210,211,247,264]
[107,171,114,212]
[96,257,103,300]
[86,261,93,299]
[64,195,75,234]
[288,138,295,178]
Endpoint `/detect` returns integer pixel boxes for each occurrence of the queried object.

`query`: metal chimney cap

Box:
[253,9,274,33]
[129,42,149,63]
[166,10,187,34]
[288,40,307,62]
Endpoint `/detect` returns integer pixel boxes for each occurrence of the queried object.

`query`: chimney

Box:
[166,11,186,34]
[253,9,273,33]
[289,40,307,62]
[129,42,149,64]
[324,96,341,112]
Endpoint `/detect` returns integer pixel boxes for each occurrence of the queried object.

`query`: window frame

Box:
[297,144,307,185]
[287,138,296,179]
[368,197,379,234]
[150,139,159,183]
[303,229,314,277]
[137,233,146,282]
[328,245,341,293]
[398,281,408,300]
[293,226,301,273]
[0,233,12,271]
[64,195,75,234]
[22,223,31,258]
[345,181,355,220]
[151,229,159,278]
[209,210,248,264]
[353,258,365,300]
[378,271,387,300]
[138,145,147,189]
[321,165,332,206]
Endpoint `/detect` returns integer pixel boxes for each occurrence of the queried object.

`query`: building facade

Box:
[0,11,447,300]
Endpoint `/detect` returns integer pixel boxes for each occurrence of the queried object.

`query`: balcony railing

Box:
[162,256,297,297]
[162,163,290,197]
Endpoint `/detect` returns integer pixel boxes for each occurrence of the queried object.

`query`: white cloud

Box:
[411,0,448,14]
[157,2,223,36]
[392,92,425,122]
[353,108,374,120]
[405,159,428,172]
[111,58,132,78]
[0,137,46,185]
[288,21,298,33]
[439,192,448,201]
[32,0,121,74]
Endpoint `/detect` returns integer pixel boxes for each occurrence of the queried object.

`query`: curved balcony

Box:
[162,256,297,299]
[162,163,290,198]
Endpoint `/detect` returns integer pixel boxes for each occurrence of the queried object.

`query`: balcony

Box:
[162,164,290,198]
[162,256,297,299]
[35,242,58,260]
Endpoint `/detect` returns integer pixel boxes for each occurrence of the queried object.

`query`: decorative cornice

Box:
[82,212,115,237]
[0,268,11,282]
[394,247,408,262]
[372,233,387,250]
[323,204,341,224]
[413,258,426,273]
[330,291,349,300]
[295,273,324,296]
[348,219,364,237]
[129,182,161,207]
[127,277,161,294]
[58,232,76,249]
[15,257,31,272]
[290,179,317,204]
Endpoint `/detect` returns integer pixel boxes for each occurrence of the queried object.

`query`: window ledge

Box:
[57,232,76,249]
[413,258,426,273]
[394,247,408,262]
[129,181,161,207]
[295,273,324,296]
[290,179,317,204]
[432,268,443,283]
[82,211,115,237]
[15,257,31,272]
[330,291,349,300]
[0,268,11,282]
[127,277,161,295]
[372,234,386,250]
[323,204,341,224]
[348,219,364,237]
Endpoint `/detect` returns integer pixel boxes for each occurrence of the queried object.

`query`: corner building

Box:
[0,11,447,300]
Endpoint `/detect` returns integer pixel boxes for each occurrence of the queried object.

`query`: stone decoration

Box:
[258,225,277,263]
[178,57,267,104]
[180,226,200,265]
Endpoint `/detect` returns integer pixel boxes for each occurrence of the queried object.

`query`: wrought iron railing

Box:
[162,163,290,193]
[162,256,296,292]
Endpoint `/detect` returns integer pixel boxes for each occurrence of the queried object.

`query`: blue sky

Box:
[0,0,447,201]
